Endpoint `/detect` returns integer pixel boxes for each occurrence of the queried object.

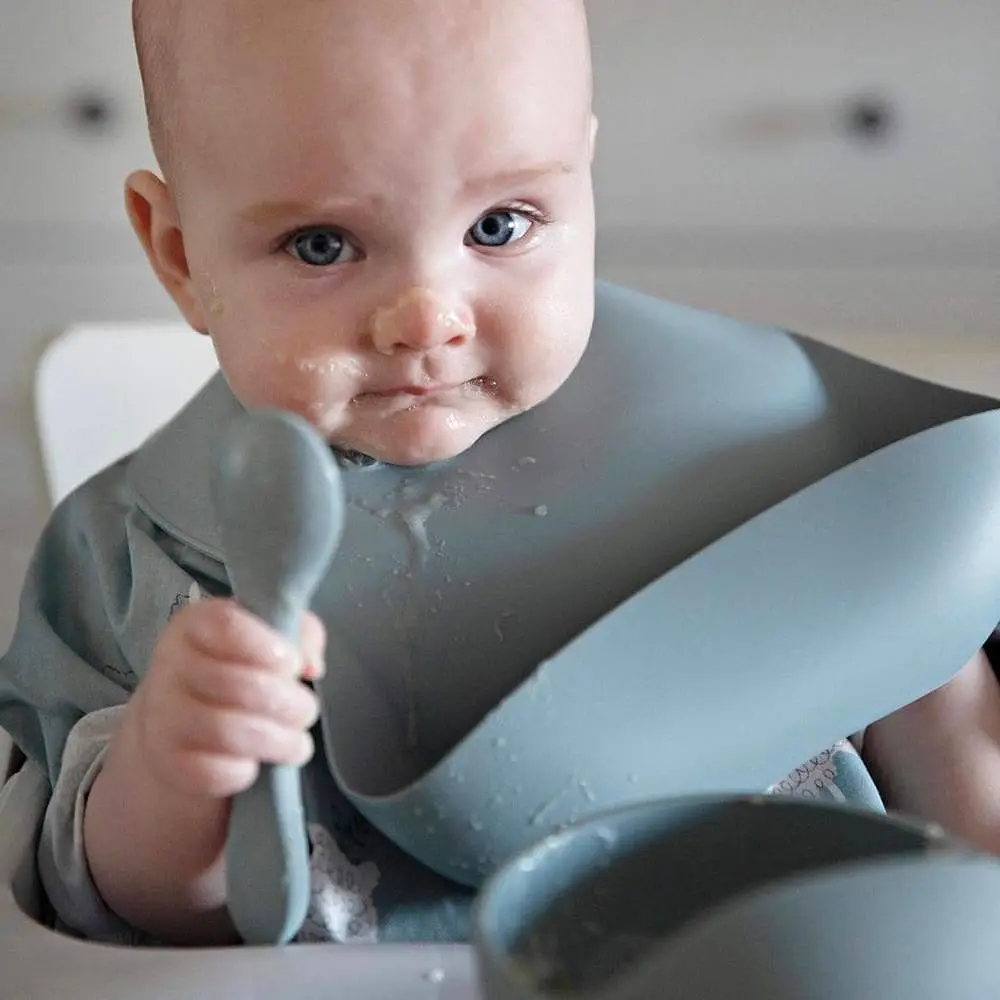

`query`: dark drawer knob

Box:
[67,90,117,134]
[845,95,895,142]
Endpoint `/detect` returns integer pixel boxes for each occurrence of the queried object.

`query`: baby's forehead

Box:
[167,0,576,57]
[152,0,588,97]
[141,0,591,185]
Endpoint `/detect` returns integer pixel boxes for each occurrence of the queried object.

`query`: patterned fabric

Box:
[768,738,885,813]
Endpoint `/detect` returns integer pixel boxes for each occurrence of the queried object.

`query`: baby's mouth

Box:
[375,384,453,398]
[354,384,455,404]
[354,376,497,404]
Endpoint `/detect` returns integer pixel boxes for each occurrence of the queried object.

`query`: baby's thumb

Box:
[300,612,327,681]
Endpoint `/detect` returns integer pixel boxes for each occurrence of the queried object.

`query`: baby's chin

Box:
[334,402,516,467]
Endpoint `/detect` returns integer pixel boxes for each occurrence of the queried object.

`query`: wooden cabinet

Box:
[0,1,154,225]
[588,0,1000,235]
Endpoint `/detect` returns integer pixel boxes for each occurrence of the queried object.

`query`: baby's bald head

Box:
[132,0,592,183]
[132,0,181,174]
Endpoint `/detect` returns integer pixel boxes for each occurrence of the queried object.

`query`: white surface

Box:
[35,323,219,506]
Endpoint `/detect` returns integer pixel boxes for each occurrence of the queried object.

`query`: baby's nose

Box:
[370,288,476,356]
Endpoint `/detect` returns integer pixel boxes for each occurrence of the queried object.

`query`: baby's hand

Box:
[127,599,325,799]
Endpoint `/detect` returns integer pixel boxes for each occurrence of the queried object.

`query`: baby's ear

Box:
[588,114,599,161]
[125,170,210,335]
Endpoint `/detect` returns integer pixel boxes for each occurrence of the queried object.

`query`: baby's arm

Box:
[83,601,324,945]
[862,649,1000,854]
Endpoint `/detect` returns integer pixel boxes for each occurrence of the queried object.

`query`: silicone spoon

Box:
[213,410,344,945]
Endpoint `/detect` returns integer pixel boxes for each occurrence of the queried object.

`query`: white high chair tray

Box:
[0,762,478,999]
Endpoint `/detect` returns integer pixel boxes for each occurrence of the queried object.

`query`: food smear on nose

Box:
[371,288,475,351]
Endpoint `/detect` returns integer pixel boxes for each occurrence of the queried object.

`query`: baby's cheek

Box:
[504,301,592,407]
[267,378,351,436]
[211,339,344,427]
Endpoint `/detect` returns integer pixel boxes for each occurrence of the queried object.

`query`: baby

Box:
[2,0,1000,948]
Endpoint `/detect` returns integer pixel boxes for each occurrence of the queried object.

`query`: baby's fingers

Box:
[167,752,261,799]
[183,663,320,729]
[170,702,315,766]
[176,599,303,676]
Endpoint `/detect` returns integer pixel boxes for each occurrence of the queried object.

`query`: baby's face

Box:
[144,0,596,466]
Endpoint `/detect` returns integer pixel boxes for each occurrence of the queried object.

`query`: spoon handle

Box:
[214,410,344,946]
[226,602,312,946]
[227,764,311,945]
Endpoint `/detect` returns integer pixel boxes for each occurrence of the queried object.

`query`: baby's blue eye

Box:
[286,227,356,267]
[468,211,533,248]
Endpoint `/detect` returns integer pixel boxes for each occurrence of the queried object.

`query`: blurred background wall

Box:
[589,1,998,339]
[0,0,997,643]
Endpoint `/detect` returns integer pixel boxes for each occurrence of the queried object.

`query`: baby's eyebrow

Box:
[461,161,576,198]
[236,197,367,228]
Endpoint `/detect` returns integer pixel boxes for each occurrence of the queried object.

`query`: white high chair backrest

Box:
[0,327,214,812]
[35,323,219,508]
